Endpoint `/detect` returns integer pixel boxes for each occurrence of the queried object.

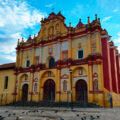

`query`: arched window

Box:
[4,76,8,89]
[63,80,67,91]
[49,57,55,68]
[25,74,28,80]
[25,59,30,67]
[77,49,84,59]
[48,71,52,77]
[33,82,38,92]
[79,67,83,75]
[93,79,98,90]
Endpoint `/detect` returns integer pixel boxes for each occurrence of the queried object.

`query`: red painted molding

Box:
[61,74,69,79]
[110,47,119,93]
[33,92,39,95]
[101,37,113,91]
[89,90,103,94]
[12,92,17,95]
[56,91,61,94]
[73,75,87,78]
[33,78,38,82]
[93,73,98,77]
[29,92,33,95]
[116,55,120,93]
[16,26,102,51]
[14,54,102,74]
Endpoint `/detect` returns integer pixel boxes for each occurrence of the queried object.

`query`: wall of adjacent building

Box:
[0,69,15,105]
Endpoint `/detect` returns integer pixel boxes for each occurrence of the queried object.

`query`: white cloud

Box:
[5,55,16,61]
[0,52,16,64]
[0,0,47,32]
[118,46,120,52]
[117,32,120,36]
[0,0,47,64]
[0,33,21,54]
[113,8,119,12]
[113,32,120,52]
[45,3,55,8]
[114,37,120,44]
[0,21,4,27]
[102,16,112,22]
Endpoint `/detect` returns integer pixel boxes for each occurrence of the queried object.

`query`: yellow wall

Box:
[0,69,15,105]
[0,13,120,108]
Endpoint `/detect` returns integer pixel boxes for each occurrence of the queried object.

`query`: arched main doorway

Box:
[22,84,28,102]
[76,80,87,103]
[43,79,55,101]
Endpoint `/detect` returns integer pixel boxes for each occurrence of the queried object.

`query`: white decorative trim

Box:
[21,81,29,89]
[33,82,38,93]
[61,79,69,92]
[101,35,108,39]
[110,46,117,49]
[73,76,88,87]
[116,54,120,56]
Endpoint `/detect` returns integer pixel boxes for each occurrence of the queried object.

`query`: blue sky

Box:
[0,0,120,65]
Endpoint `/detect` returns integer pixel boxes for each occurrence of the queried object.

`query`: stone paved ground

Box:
[0,107,120,120]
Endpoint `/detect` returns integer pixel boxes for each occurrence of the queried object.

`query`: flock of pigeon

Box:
[0,109,100,120]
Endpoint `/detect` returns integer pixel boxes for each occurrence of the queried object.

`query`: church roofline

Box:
[41,11,65,23]
[0,62,16,70]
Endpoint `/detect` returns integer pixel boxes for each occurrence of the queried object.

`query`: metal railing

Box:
[0,93,102,108]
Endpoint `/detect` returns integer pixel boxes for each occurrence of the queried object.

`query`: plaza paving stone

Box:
[0,107,120,120]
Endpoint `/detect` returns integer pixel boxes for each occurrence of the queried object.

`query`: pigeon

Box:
[13,113,16,116]
[97,115,100,118]
[0,116,5,120]
[59,117,64,120]
[41,111,44,113]
[8,114,11,117]
[16,116,19,120]
[90,115,95,120]
[54,110,58,113]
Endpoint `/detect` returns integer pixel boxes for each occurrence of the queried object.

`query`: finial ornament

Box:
[69,22,71,27]
[79,18,81,23]
[34,34,36,38]
[98,18,100,22]
[17,39,20,45]
[95,14,97,20]
[88,17,90,24]
[22,37,24,43]
[29,34,31,39]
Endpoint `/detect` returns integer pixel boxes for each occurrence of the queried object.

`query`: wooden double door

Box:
[22,84,28,102]
[76,80,87,103]
[43,79,55,101]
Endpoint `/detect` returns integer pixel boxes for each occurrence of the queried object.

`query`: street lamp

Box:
[69,69,73,110]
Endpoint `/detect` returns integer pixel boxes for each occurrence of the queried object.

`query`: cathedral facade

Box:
[0,12,120,107]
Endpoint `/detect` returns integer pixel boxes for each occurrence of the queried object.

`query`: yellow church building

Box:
[0,12,120,107]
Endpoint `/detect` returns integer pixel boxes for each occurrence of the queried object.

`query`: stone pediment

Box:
[37,12,68,41]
